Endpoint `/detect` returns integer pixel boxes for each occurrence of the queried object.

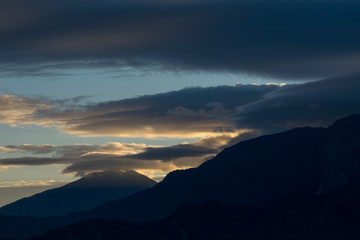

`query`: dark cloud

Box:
[234,72,360,131]
[0,84,280,138]
[1,0,359,78]
[53,74,357,138]
[128,145,217,162]
[0,157,68,166]
[43,84,280,138]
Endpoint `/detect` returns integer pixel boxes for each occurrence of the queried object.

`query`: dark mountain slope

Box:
[84,127,327,222]
[30,183,360,240]
[83,114,360,222]
[244,183,360,240]
[319,114,360,192]
[0,170,156,217]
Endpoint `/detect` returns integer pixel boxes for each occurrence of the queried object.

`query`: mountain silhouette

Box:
[0,114,359,239]
[0,170,156,217]
[80,114,360,222]
[29,183,360,240]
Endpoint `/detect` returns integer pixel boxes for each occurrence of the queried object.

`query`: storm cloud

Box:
[1,0,360,78]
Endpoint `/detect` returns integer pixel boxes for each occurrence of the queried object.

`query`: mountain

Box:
[29,183,360,240]
[80,114,360,222]
[0,114,359,239]
[0,170,157,217]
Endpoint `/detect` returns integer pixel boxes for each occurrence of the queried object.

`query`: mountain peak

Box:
[65,170,157,189]
[82,170,138,179]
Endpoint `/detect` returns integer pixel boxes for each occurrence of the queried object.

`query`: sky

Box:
[1,0,360,206]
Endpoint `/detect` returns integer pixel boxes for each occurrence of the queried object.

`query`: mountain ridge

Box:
[80,114,360,222]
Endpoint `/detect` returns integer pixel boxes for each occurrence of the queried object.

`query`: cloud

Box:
[0,131,255,177]
[0,157,68,166]
[1,73,359,140]
[0,142,157,158]
[0,95,54,126]
[234,72,360,131]
[0,73,359,177]
[0,95,89,127]
[0,180,70,188]
[58,132,244,175]
[0,85,279,138]
[2,144,56,154]
[0,0,359,78]
[0,147,16,153]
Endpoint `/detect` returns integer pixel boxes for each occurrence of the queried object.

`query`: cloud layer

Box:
[0,85,278,138]
[0,132,250,176]
[0,73,360,176]
[2,73,360,139]
[1,0,360,78]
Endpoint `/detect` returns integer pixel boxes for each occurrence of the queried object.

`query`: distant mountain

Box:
[29,183,360,240]
[0,114,359,239]
[0,170,156,217]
